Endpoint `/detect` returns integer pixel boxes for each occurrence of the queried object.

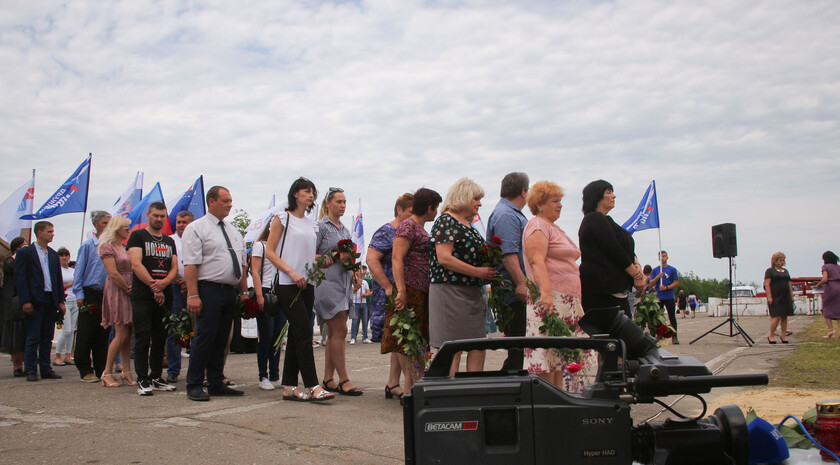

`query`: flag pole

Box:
[28,169,35,244]
[78,153,92,247]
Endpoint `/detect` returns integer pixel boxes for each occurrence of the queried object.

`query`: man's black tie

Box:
[218,221,241,279]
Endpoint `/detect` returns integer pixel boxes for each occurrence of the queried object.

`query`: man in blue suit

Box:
[15,221,66,381]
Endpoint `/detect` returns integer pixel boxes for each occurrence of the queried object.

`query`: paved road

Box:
[0,314,813,464]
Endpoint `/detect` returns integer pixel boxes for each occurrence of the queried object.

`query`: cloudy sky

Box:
[2,0,838,285]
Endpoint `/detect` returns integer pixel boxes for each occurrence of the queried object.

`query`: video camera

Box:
[403,307,768,465]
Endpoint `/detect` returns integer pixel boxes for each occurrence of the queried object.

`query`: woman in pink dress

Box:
[522,181,589,392]
[815,251,840,339]
[98,217,134,387]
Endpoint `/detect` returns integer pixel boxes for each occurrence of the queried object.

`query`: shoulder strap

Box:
[270,213,291,291]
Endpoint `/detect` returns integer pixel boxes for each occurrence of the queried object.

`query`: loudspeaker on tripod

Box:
[712,223,737,258]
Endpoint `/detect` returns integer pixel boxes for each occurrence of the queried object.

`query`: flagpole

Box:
[28,169,35,244]
[78,153,91,247]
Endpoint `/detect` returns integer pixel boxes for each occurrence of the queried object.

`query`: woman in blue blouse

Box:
[428,178,497,375]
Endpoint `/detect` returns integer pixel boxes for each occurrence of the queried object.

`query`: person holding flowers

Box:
[522,181,589,392]
[315,187,362,396]
[97,216,134,388]
[265,177,333,401]
[250,223,287,391]
[428,178,497,375]
[386,187,442,396]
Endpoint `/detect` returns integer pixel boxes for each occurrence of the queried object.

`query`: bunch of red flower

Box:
[655,325,676,338]
[240,297,260,320]
[336,238,362,272]
[478,235,504,264]
[79,303,98,314]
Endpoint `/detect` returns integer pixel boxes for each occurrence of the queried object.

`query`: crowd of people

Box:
[2,174,839,402]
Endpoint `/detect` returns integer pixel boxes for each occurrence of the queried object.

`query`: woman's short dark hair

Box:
[287,177,318,214]
[57,247,70,257]
[412,188,442,217]
[643,264,652,275]
[823,251,839,265]
[10,237,25,252]
[582,180,614,214]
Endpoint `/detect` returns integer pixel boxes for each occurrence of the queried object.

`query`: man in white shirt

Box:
[165,210,194,384]
[350,268,372,344]
[181,186,249,401]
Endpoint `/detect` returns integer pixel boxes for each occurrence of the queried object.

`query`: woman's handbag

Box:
[255,213,289,317]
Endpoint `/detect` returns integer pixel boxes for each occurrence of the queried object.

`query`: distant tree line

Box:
[675,271,731,302]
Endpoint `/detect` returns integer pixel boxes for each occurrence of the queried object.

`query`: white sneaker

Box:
[259,377,275,390]
[349,339,356,345]
[363,338,373,344]
[271,379,283,389]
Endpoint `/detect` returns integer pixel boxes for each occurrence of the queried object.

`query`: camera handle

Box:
[425,336,625,379]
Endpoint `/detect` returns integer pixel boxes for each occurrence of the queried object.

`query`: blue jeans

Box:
[350,302,369,340]
[24,300,57,375]
[166,284,185,376]
[256,287,287,381]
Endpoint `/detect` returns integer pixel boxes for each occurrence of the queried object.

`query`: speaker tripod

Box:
[690,257,755,346]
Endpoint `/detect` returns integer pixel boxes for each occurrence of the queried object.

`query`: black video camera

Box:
[403,307,768,465]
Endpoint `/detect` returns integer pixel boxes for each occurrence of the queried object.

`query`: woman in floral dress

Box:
[522,181,589,392]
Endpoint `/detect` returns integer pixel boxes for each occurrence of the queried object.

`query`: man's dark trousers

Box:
[74,287,109,378]
[166,283,185,377]
[24,298,57,375]
[500,300,526,371]
[186,282,236,391]
[133,297,170,382]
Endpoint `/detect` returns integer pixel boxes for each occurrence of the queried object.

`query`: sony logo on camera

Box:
[582,417,615,426]
[424,421,478,432]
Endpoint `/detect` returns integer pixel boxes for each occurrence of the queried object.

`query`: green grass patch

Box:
[772,317,840,389]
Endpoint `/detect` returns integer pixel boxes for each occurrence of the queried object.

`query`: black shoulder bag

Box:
[259,213,289,317]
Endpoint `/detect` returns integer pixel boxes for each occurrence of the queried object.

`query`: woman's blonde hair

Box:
[771,251,786,267]
[527,181,564,216]
[318,188,345,220]
[442,178,484,214]
[98,216,131,253]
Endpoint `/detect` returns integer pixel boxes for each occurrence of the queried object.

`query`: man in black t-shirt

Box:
[127,201,178,395]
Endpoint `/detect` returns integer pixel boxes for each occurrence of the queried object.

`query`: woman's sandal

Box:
[767,337,777,345]
[101,373,121,387]
[120,373,137,386]
[282,387,309,401]
[824,331,836,339]
[322,378,339,392]
[337,379,363,396]
[308,386,335,401]
[385,384,403,399]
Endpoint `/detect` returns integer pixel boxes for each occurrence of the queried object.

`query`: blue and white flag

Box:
[110,171,144,218]
[168,175,205,228]
[21,155,91,220]
[0,176,35,243]
[622,180,660,234]
[351,199,364,257]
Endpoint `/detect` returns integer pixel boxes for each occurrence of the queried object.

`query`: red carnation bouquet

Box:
[634,291,676,344]
[479,235,514,332]
[236,295,260,320]
[165,306,194,348]
[78,302,99,314]
[336,239,361,272]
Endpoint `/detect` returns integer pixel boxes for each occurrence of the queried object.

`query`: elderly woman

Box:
[522,181,589,391]
[764,252,793,344]
[815,251,840,339]
[366,193,414,398]
[98,217,134,387]
[385,188,442,396]
[429,178,497,374]
[315,187,362,396]
[578,180,644,316]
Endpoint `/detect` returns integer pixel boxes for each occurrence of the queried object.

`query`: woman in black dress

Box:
[1,237,28,376]
[764,251,794,344]
[578,180,644,316]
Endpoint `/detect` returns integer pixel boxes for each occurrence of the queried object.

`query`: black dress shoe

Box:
[41,371,62,379]
[13,369,25,377]
[187,386,210,401]
[26,372,38,382]
[208,385,244,396]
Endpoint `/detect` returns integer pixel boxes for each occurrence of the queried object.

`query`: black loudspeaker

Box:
[712,223,737,258]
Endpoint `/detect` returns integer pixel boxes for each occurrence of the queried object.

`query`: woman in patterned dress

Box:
[428,178,497,375]
[522,181,589,392]
[387,188,442,394]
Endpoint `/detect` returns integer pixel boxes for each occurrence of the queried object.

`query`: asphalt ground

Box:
[0,313,816,464]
